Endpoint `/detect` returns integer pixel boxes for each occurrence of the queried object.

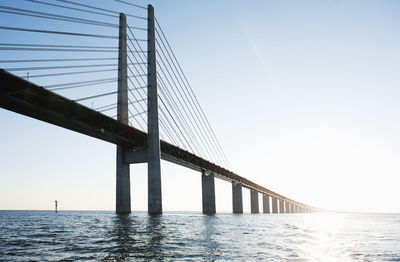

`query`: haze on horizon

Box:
[0,0,399,213]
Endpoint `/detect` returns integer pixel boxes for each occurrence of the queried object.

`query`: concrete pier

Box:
[147,5,162,214]
[116,146,130,213]
[232,182,243,214]
[116,13,131,214]
[272,197,278,213]
[250,190,259,214]
[285,201,290,214]
[202,172,216,214]
[262,194,270,213]
[279,199,284,213]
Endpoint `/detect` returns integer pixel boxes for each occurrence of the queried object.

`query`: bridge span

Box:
[0,68,317,214]
[0,3,320,214]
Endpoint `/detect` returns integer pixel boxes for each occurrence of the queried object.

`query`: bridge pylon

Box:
[146,4,162,214]
[116,5,162,214]
[116,12,131,214]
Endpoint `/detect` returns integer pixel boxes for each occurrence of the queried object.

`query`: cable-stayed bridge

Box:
[0,1,319,214]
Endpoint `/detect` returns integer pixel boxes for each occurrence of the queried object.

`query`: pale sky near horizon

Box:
[0,0,399,213]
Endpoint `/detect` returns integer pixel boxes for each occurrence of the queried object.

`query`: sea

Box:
[0,211,399,261]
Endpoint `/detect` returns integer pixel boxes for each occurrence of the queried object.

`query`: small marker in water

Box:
[55,200,58,213]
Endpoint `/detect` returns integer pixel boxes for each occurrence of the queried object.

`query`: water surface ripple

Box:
[0,211,399,261]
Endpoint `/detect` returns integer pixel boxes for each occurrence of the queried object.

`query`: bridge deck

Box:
[0,69,312,209]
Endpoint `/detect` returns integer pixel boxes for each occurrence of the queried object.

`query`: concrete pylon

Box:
[262,194,270,214]
[232,182,243,214]
[116,13,131,214]
[147,4,162,214]
[250,190,259,214]
[202,171,216,214]
[272,197,278,213]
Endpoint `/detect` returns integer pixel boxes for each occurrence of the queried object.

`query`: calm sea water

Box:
[0,211,399,261]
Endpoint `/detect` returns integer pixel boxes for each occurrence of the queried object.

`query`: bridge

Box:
[0,1,320,214]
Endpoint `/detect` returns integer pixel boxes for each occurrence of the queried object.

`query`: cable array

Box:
[0,0,148,127]
[0,1,231,168]
[153,18,231,168]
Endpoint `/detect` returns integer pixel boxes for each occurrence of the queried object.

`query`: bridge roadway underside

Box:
[0,70,312,210]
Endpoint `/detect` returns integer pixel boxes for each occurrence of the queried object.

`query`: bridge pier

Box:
[285,201,289,214]
[262,194,270,213]
[279,199,284,213]
[202,172,216,214]
[232,182,243,214]
[116,147,131,213]
[272,197,278,213]
[250,190,259,214]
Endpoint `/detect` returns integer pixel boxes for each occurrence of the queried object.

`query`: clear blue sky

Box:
[1,0,400,212]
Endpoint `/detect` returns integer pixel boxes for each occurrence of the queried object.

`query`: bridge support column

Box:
[116,13,131,214]
[250,190,259,214]
[285,201,289,214]
[279,199,284,213]
[262,194,270,213]
[232,182,243,214]
[272,197,278,213]
[147,5,162,214]
[202,171,216,214]
[116,147,130,213]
